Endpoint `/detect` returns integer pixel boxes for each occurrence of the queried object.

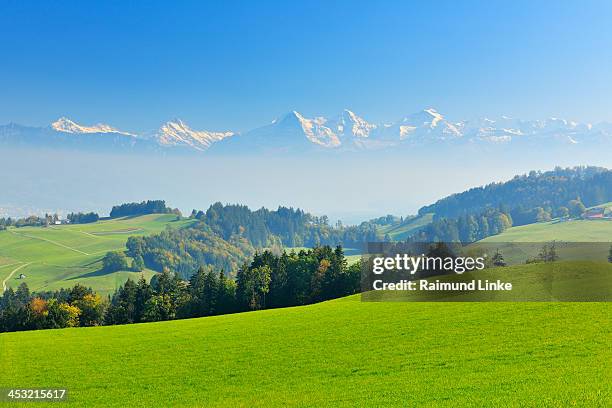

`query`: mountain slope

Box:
[153,119,234,151]
[51,117,134,136]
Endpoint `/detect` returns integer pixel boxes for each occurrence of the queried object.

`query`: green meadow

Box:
[377,213,434,240]
[480,219,612,243]
[1,281,610,407]
[0,215,195,296]
[475,219,612,264]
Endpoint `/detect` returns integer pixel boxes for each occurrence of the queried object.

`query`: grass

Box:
[475,219,612,264]
[363,261,612,302]
[0,265,610,407]
[377,213,434,240]
[0,215,195,296]
[480,219,612,243]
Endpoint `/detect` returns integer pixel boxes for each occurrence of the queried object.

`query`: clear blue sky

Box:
[2,0,612,132]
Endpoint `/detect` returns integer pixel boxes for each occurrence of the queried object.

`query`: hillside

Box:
[1,262,609,406]
[419,167,612,222]
[376,213,434,240]
[0,215,195,296]
[480,219,612,242]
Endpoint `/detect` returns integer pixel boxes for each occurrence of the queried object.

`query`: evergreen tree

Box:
[492,249,507,267]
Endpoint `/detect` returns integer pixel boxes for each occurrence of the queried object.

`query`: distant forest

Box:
[412,167,612,242]
[420,167,610,222]
[110,200,180,218]
[127,203,383,279]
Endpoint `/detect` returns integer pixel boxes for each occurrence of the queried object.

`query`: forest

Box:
[0,246,361,332]
[126,203,383,279]
[418,166,611,223]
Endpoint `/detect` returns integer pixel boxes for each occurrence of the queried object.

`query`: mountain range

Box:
[1,109,611,154]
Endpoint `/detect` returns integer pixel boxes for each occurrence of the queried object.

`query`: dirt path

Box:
[2,263,32,292]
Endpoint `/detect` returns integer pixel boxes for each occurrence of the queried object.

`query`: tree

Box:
[608,245,612,263]
[492,249,507,267]
[73,293,105,326]
[47,299,80,328]
[189,267,220,317]
[143,294,174,322]
[556,206,570,218]
[102,251,129,272]
[568,199,586,218]
[237,265,271,310]
[537,242,559,263]
[131,255,145,272]
[535,207,552,223]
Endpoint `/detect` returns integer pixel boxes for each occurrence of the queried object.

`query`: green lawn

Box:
[0,285,609,406]
[0,215,195,296]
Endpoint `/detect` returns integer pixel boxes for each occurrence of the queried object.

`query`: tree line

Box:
[0,246,361,333]
[67,212,100,224]
[109,200,180,218]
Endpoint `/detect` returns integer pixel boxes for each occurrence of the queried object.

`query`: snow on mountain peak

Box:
[398,108,462,139]
[339,109,376,138]
[156,119,234,151]
[288,111,340,148]
[51,117,133,135]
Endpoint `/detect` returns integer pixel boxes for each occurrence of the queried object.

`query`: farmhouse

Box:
[18,273,26,279]
[583,208,605,220]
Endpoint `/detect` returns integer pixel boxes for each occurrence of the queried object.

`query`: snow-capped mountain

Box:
[1,110,611,154]
[153,119,234,151]
[51,117,135,136]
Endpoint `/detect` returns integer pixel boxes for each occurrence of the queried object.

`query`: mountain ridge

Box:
[2,109,611,153]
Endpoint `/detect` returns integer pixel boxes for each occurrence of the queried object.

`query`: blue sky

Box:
[2,0,612,132]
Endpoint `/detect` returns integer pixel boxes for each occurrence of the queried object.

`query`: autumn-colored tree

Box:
[73,293,105,326]
[30,297,48,316]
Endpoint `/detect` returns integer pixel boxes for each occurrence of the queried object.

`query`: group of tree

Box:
[125,223,254,279]
[67,212,99,224]
[0,215,47,229]
[109,200,180,218]
[526,242,560,264]
[124,204,383,280]
[191,202,383,249]
[0,283,104,332]
[0,246,361,333]
[411,208,513,243]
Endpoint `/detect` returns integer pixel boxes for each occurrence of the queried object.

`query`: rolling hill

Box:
[0,262,609,407]
[0,215,195,296]
[480,219,612,243]
[376,213,434,240]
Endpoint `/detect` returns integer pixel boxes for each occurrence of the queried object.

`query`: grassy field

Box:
[377,213,434,240]
[475,219,612,264]
[0,215,195,296]
[480,219,612,243]
[0,271,609,406]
